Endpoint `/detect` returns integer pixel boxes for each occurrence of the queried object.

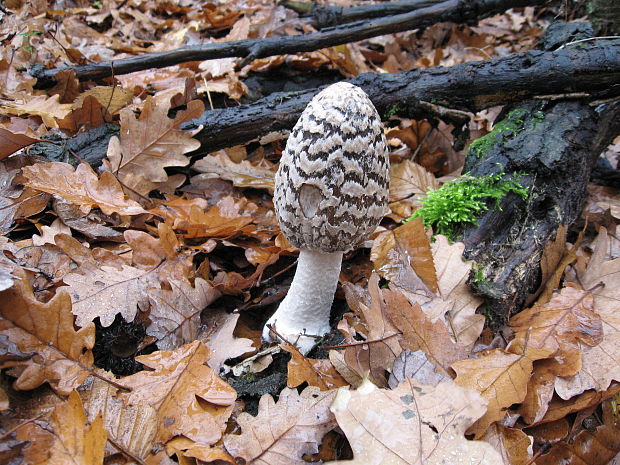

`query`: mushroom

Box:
[263,82,389,354]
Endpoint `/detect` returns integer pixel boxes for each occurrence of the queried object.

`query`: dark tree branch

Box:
[31,0,546,86]
[183,42,620,155]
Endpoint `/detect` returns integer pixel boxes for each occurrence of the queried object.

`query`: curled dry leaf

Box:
[191,151,276,193]
[383,288,470,377]
[371,217,438,294]
[22,162,147,216]
[120,340,236,445]
[48,390,106,465]
[453,346,552,438]
[0,268,95,395]
[64,262,160,327]
[223,386,337,465]
[105,96,204,195]
[0,127,38,159]
[283,343,348,391]
[510,284,602,378]
[482,424,532,465]
[340,273,403,386]
[327,377,502,464]
[82,376,158,462]
[147,278,221,350]
[556,227,620,399]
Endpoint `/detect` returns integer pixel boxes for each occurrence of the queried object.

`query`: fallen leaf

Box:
[72,85,133,115]
[64,262,161,327]
[0,268,95,395]
[371,217,438,294]
[383,288,470,376]
[47,390,106,465]
[327,377,502,464]
[106,96,203,195]
[482,424,532,465]
[201,311,256,373]
[223,386,336,465]
[453,346,551,438]
[22,162,147,216]
[120,340,236,445]
[192,152,276,193]
[388,349,450,388]
[555,228,620,398]
[510,284,602,378]
[283,343,348,391]
[388,159,439,221]
[0,127,38,159]
[0,95,72,128]
[147,278,221,350]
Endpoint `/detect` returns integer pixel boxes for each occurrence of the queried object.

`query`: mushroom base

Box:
[262,249,344,354]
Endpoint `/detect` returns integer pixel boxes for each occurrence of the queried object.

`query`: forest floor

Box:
[0,1,619,464]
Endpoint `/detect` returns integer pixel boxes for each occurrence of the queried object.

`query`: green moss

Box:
[385,103,405,118]
[468,108,530,159]
[405,172,528,239]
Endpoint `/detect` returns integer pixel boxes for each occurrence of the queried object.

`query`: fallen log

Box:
[457,98,620,326]
[30,0,545,86]
[184,41,620,155]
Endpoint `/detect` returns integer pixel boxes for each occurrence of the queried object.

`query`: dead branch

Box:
[183,42,620,155]
[31,0,546,86]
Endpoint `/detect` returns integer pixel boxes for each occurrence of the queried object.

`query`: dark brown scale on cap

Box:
[274,82,389,253]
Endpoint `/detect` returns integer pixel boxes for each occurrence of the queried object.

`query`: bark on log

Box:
[30,0,545,86]
[457,99,620,326]
[184,42,620,155]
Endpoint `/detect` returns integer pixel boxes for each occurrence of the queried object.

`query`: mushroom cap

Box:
[274,82,389,253]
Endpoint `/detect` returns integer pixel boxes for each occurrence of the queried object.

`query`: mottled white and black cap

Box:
[274,82,389,253]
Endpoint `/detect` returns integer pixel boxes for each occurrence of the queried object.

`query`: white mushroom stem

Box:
[263,249,343,354]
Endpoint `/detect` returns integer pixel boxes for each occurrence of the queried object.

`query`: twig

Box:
[324,332,402,350]
[32,0,545,85]
[0,413,45,440]
[108,435,148,465]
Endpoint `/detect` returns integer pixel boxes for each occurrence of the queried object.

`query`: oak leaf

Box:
[201,311,256,372]
[0,268,95,395]
[223,386,336,465]
[192,151,276,193]
[0,127,38,159]
[510,284,602,377]
[0,95,72,128]
[105,96,203,195]
[388,159,438,221]
[453,346,551,437]
[283,343,348,391]
[147,278,221,350]
[63,262,160,327]
[482,424,532,465]
[327,377,502,464]
[48,390,106,465]
[555,227,620,398]
[22,162,147,216]
[120,340,236,445]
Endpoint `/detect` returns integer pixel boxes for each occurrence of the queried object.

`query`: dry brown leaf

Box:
[47,390,106,465]
[58,95,110,131]
[106,96,203,195]
[223,386,336,465]
[371,217,438,294]
[48,69,81,104]
[64,262,160,327]
[72,85,133,115]
[555,228,620,398]
[453,346,552,438]
[81,376,158,462]
[0,127,38,159]
[526,225,568,306]
[283,343,348,391]
[387,159,439,221]
[0,95,72,128]
[124,224,179,269]
[14,421,55,464]
[22,162,147,216]
[510,284,602,378]
[481,424,532,465]
[32,218,72,246]
[0,157,50,233]
[191,152,276,193]
[201,311,256,373]
[383,288,470,376]
[535,399,620,465]
[327,377,502,464]
[388,349,450,388]
[147,278,221,350]
[0,268,95,395]
[120,340,236,445]
[340,273,403,386]
[152,195,254,239]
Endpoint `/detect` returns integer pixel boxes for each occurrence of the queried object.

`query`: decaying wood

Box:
[30,0,545,86]
[458,99,620,326]
[184,42,620,155]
